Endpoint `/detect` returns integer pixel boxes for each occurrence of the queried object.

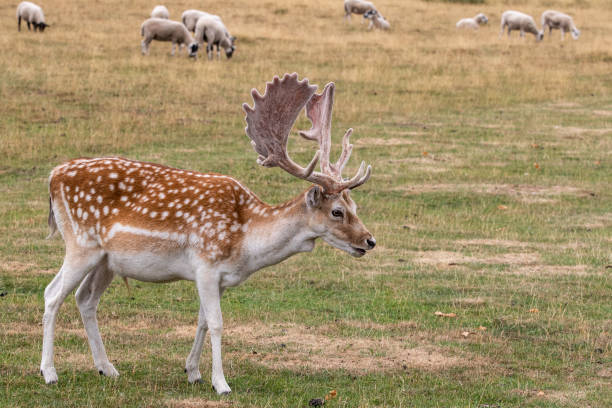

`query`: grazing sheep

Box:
[194,16,235,60]
[16,1,48,32]
[140,18,199,57]
[456,13,488,30]
[364,10,390,30]
[500,10,543,42]
[541,10,580,40]
[344,0,376,21]
[151,5,169,19]
[181,9,220,32]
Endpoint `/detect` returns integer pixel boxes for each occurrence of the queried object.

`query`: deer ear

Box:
[306,186,322,209]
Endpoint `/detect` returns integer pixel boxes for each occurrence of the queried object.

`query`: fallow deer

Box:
[41,73,375,394]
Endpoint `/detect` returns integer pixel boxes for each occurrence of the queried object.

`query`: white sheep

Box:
[151,5,169,19]
[194,16,235,60]
[364,10,390,30]
[16,1,48,32]
[344,0,377,22]
[456,13,488,30]
[541,10,580,40]
[140,18,199,57]
[181,9,220,32]
[500,10,543,42]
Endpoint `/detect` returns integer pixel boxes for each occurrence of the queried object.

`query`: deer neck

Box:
[240,190,316,271]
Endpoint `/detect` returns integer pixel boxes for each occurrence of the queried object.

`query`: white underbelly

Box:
[107,250,196,282]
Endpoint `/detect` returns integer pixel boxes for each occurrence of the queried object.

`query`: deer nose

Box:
[366,237,376,249]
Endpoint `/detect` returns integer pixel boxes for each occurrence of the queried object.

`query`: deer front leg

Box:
[196,277,230,394]
[184,304,208,384]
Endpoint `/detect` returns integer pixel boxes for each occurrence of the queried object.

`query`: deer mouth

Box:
[350,246,367,257]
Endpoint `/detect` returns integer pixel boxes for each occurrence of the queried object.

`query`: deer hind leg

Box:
[41,250,105,384]
[196,277,230,394]
[184,304,208,383]
[75,261,118,378]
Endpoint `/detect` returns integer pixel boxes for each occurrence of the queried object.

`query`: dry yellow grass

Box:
[1,0,611,165]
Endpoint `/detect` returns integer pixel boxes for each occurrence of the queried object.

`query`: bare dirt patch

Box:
[165,399,232,408]
[322,320,418,333]
[355,137,415,146]
[512,265,593,276]
[392,183,592,203]
[513,388,588,405]
[58,350,92,370]
[456,239,534,248]
[550,102,581,108]
[479,161,508,167]
[581,213,612,229]
[388,156,459,172]
[553,126,611,137]
[452,297,486,306]
[0,261,57,276]
[410,250,540,266]
[592,110,612,117]
[229,323,470,373]
[1,322,41,338]
[455,238,585,250]
[170,322,475,374]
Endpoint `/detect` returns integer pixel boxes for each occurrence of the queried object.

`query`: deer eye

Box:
[331,209,344,218]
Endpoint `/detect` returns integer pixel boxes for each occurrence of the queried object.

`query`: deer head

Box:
[243,73,375,256]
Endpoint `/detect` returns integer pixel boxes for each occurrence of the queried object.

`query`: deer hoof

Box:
[41,367,58,384]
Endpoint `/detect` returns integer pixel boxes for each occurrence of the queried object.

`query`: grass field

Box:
[1,0,611,406]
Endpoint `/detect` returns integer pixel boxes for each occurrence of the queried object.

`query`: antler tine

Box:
[333,128,354,176]
[347,163,372,190]
[243,73,320,179]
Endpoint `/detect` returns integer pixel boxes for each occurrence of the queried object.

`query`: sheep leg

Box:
[75,262,119,378]
[520,29,525,38]
[141,38,151,55]
[171,42,176,56]
[207,44,213,60]
[561,29,565,41]
[367,19,373,30]
[216,44,220,60]
[27,21,31,31]
[18,16,21,31]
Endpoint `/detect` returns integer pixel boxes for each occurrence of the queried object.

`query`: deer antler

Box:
[298,82,371,190]
[243,73,371,194]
